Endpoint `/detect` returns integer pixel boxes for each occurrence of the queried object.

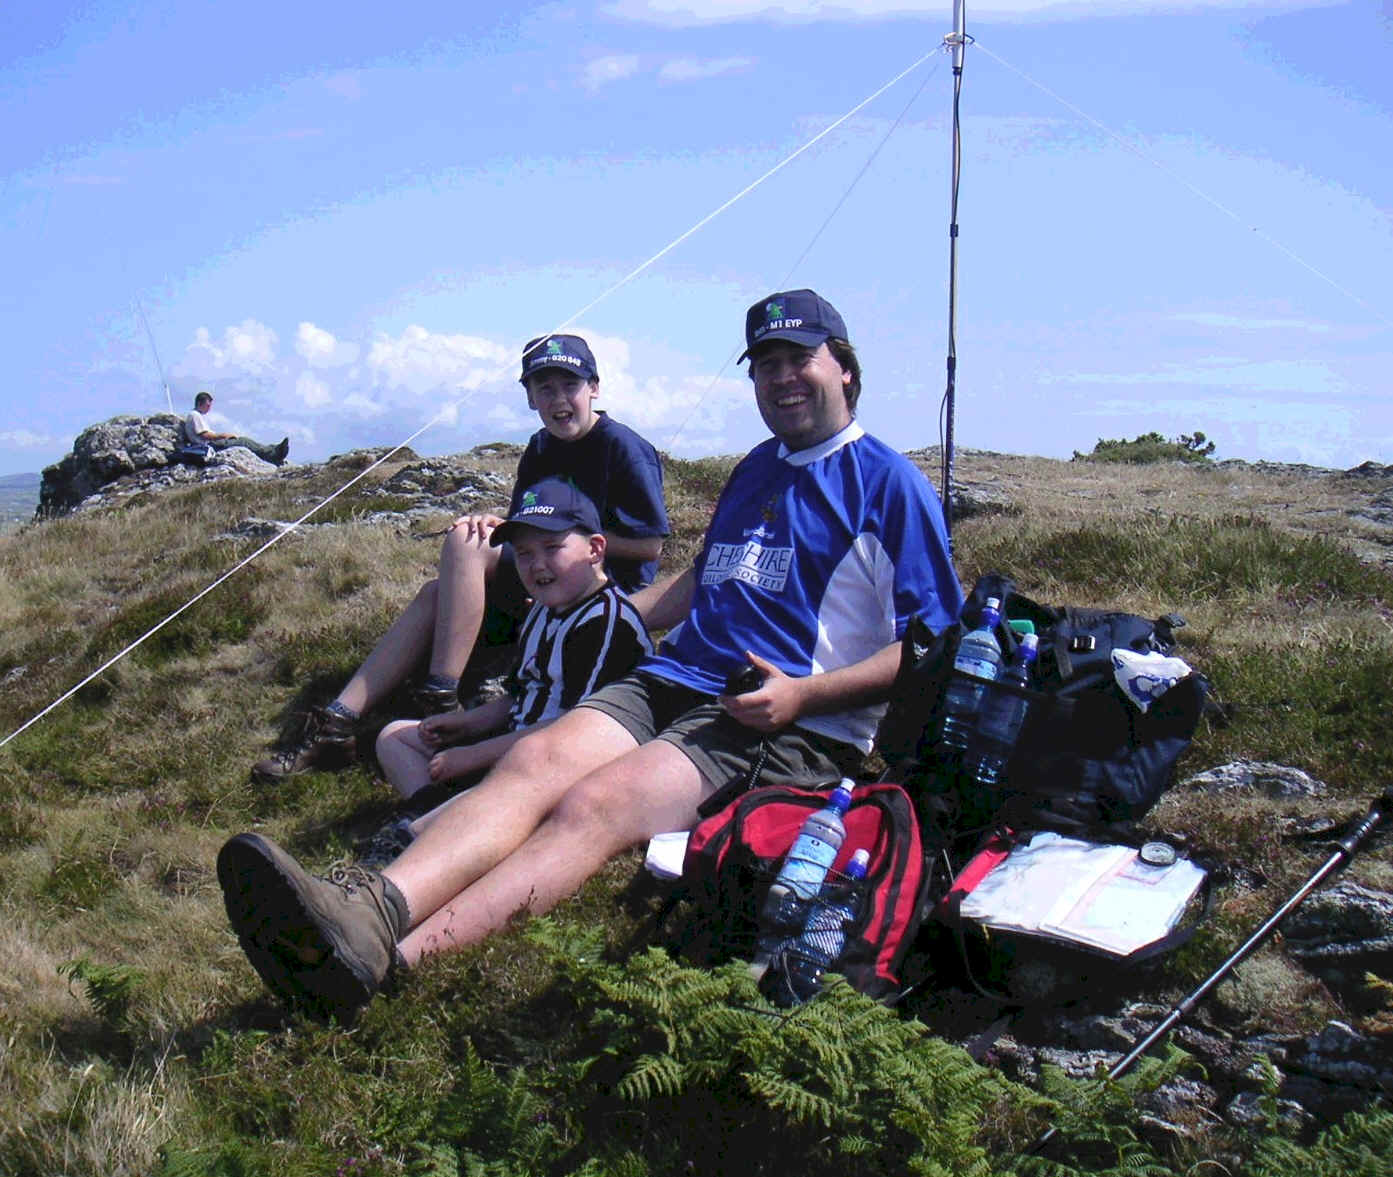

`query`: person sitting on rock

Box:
[363,477,652,867]
[183,391,289,466]
[251,333,669,783]
[218,288,963,1020]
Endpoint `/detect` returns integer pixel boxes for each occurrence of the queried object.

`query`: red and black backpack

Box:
[665,782,929,1001]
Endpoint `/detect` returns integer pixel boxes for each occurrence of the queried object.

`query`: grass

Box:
[1,443,1391,1174]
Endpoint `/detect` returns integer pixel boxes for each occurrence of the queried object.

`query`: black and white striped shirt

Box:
[507,581,652,730]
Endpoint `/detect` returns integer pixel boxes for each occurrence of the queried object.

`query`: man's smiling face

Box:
[525,371,600,442]
[749,340,852,451]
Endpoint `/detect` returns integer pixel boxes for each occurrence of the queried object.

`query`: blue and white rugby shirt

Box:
[642,421,963,753]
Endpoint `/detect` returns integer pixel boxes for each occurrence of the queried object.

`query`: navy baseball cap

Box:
[518,334,599,384]
[739,289,848,361]
[490,477,603,546]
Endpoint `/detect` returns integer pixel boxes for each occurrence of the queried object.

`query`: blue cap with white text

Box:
[490,477,603,546]
[518,334,599,384]
[739,289,848,361]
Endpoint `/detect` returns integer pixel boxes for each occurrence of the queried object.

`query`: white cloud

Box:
[604,0,1325,25]
[0,429,51,447]
[657,56,755,83]
[182,319,279,375]
[1167,312,1332,334]
[296,321,358,367]
[581,54,642,91]
[570,328,758,452]
[296,371,332,408]
[342,391,388,417]
[1057,356,1348,396]
[366,325,511,395]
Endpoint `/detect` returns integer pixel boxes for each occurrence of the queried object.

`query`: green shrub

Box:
[1074,430,1216,464]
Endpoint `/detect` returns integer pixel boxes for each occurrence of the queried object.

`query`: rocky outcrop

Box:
[974,1006,1393,1149]
[38,414,279,518]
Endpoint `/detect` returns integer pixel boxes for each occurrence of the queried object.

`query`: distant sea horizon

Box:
[0,471,40,532]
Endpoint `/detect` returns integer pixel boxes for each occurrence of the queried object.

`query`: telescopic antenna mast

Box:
[941,0,969,544]
[135,297,175,414]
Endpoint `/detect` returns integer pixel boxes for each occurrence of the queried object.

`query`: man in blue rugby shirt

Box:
[218,289,964,1017]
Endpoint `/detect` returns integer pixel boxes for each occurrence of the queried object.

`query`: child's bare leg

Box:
[335,581,440,715]
[375,719,434,799]
[432,523,503,680]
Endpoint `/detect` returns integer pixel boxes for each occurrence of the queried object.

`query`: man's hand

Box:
[718,651,804,731]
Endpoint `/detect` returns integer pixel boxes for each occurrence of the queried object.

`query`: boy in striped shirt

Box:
[373,477,650,826]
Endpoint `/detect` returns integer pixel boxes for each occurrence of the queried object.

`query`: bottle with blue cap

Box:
[772,846,871,1006]
[938,596,1005,757]
[968,631,1039,788]
[749,780,854,982]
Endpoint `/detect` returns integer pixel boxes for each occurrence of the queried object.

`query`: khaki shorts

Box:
[578,672,863,793]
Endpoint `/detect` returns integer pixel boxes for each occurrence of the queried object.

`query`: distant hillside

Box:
[0,471,39,530]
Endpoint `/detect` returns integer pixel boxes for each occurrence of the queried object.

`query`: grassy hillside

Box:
[1,447,1390,1175]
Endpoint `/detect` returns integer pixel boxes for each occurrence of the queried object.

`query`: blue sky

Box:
[2,0,1388,478]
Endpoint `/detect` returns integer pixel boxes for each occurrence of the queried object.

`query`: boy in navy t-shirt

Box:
[252,334,668,782]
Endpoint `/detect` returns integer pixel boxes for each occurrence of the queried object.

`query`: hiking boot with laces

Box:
[217,832,405,1017]
[251,706,356,782]
[357,815,417,871]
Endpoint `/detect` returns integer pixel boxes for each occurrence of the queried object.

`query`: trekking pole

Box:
[1026,785,1393,1159]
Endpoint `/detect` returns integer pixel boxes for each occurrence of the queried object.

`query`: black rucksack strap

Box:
[696,737,770,819]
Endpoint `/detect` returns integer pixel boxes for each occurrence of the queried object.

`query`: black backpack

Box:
[878,572,1210,844]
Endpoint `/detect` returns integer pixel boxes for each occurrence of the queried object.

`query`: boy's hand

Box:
[448,513,504,543]
[718,652,803,731]
[428,745,480,783]
[420,709,477,748]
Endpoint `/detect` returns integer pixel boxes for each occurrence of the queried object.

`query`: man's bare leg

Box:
[431,521,503,680]
[331,580,441,715]
[383,706,644,937]
[392,734,708,965]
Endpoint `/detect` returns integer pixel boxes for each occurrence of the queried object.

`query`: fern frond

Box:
[744,1071,841,1127]
[615,1053,685,1102]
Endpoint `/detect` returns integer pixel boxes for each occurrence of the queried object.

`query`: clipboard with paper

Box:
[955,831,1208,959]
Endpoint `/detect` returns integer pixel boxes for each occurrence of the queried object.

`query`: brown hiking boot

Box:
[251,706,356,782]
[217,833,404,1017]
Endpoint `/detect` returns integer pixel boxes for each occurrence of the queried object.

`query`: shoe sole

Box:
[217,833,380,1017]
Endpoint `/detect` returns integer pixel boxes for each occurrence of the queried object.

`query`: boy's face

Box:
[524,371,600,442]
[511,526,606,609]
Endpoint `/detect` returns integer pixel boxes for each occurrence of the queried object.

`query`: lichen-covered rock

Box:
[38,413,229,516]
[1181,760,1326,798]
[1283,882,1393,993]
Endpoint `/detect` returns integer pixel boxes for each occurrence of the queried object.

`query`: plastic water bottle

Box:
[969,632,1039,788]
[938,596,1004,756]
[773,848,871,1006]
[749,781,854,981]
